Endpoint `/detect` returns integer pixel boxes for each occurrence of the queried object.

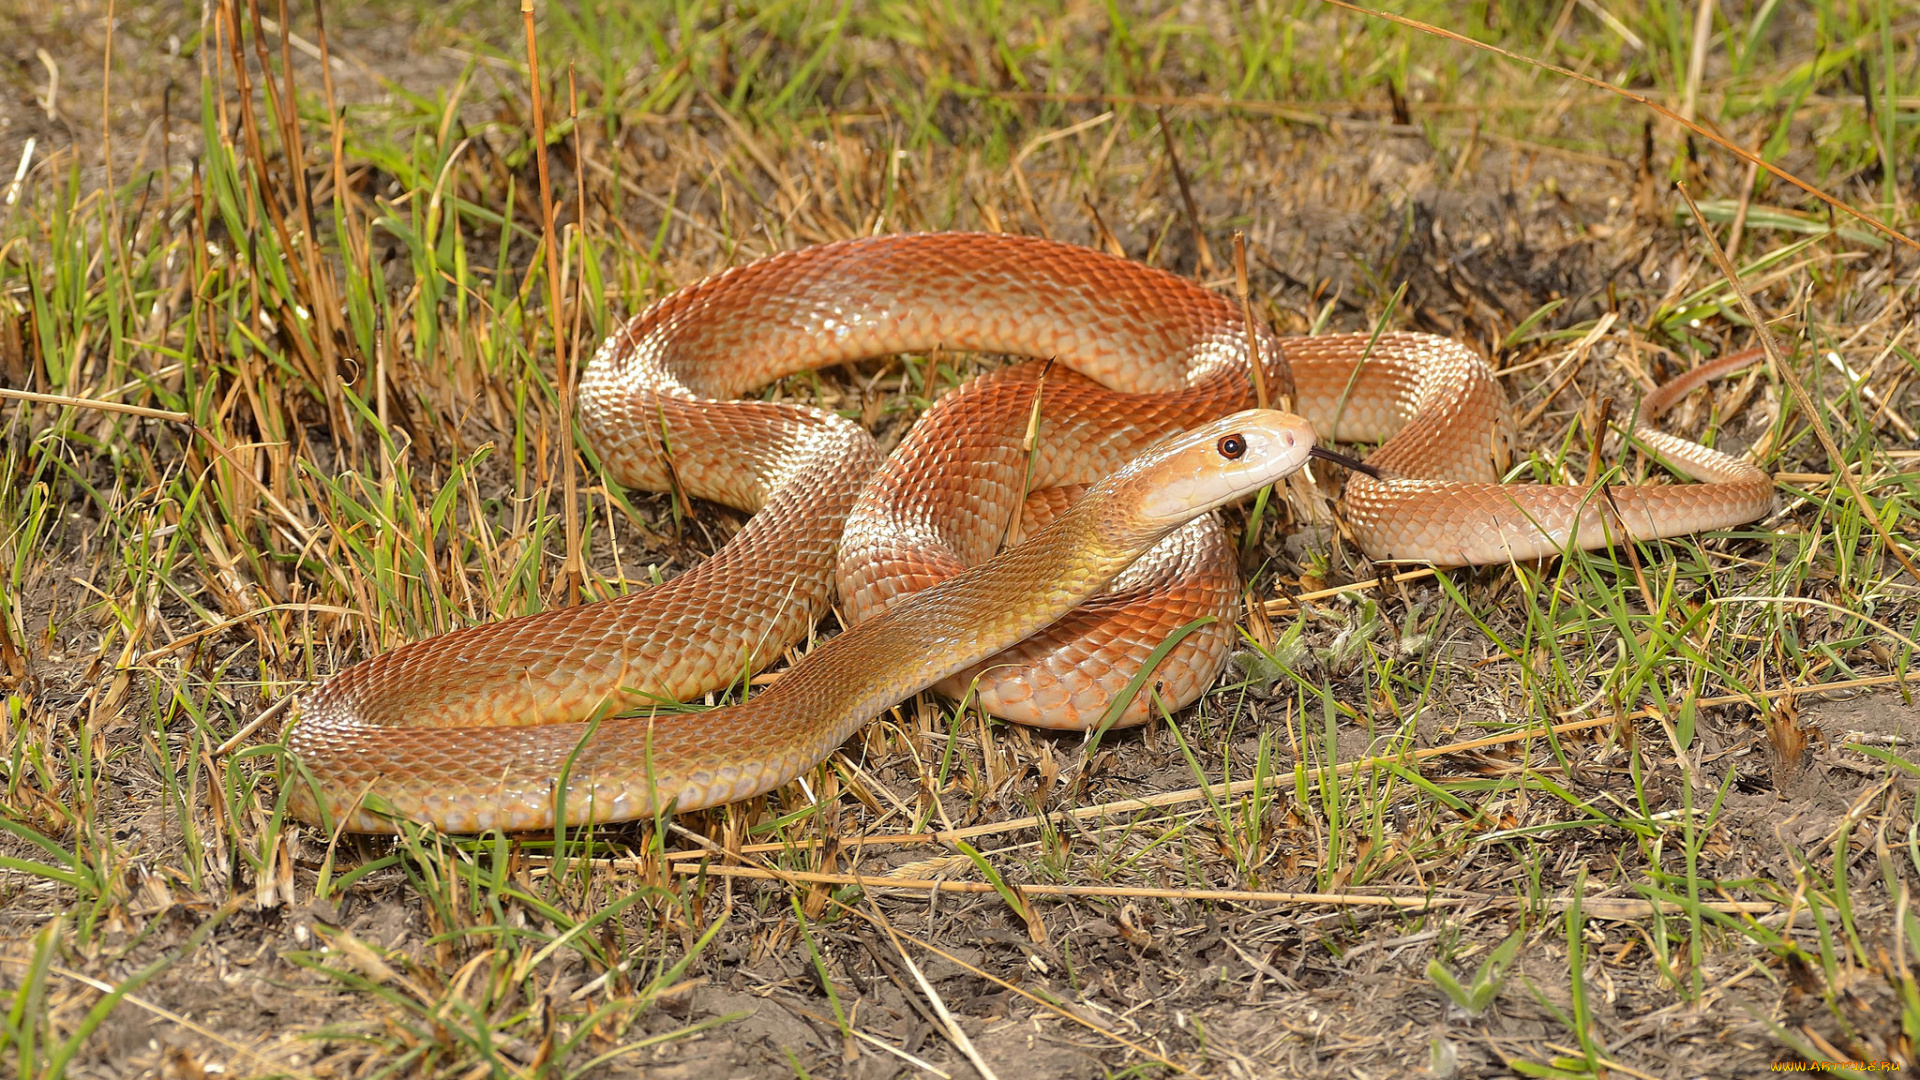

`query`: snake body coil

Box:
[287,234,1772,833]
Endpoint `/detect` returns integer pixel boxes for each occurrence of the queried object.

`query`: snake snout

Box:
[1130,409,1317,526]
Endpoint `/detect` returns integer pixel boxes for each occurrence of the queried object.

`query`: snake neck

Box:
[750,498,1150,736]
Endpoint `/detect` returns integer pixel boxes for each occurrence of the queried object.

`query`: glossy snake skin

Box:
[286,234,1772,832]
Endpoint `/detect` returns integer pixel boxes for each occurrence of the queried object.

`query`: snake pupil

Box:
[1217,434,1247,460]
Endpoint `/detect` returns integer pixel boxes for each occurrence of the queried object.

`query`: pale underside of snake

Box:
[286,233,1774,833]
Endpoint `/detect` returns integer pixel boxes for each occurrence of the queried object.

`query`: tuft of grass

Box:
[1428,921,1526,1017]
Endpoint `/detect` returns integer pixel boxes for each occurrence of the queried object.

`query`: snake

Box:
[285,233,1774,833]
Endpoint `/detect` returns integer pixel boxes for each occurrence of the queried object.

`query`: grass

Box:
[1,0,1918,1075]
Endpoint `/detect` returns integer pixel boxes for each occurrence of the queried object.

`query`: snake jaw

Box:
[1129,409,1318,527]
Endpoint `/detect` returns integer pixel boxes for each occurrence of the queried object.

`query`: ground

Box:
[1,2,1918,1078]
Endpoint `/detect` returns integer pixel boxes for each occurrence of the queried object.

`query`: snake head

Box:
[1121,408,1317,530]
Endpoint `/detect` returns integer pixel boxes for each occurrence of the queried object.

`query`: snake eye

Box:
[1217,434,1247,460]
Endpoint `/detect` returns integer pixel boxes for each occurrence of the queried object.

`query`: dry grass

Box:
[2,1,1918,1077]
